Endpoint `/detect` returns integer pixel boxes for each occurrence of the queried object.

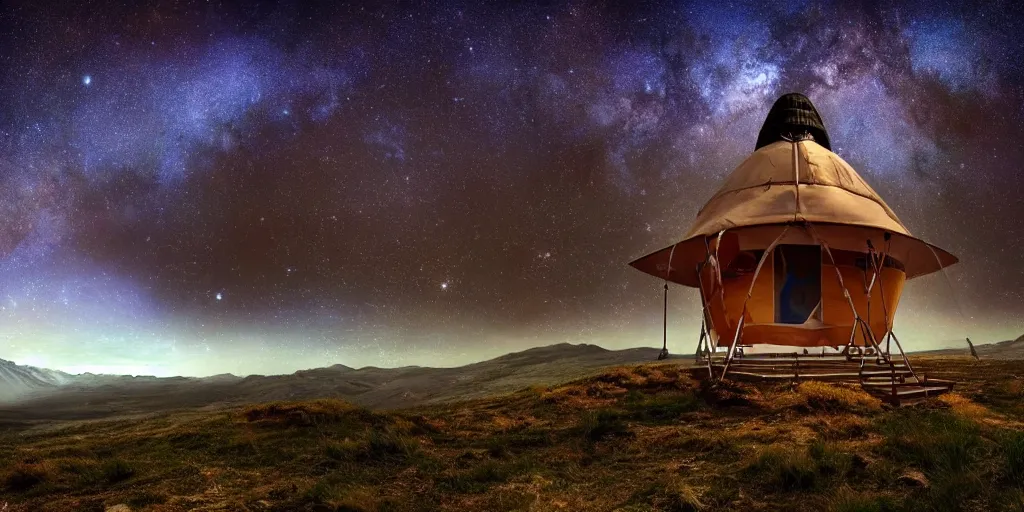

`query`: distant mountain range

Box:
[0,343,668,423]
[916,333,1024,358]
[0,358,76,400]
[4,335,1021,425]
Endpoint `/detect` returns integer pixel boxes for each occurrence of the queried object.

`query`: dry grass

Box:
[242,398,368,425]
[2,358,1024,511]
[939,392,992,421]
[795,381,883,412]
[810,414,872,441]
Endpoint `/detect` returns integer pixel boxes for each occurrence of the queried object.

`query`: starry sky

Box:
[0,0,1022,377]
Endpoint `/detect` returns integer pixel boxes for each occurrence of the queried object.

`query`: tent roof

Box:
[685,139,909,239]
[629,94,958,287]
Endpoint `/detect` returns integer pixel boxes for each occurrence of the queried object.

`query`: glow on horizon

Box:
[3,319,1021,379]
[0,277,1019,378]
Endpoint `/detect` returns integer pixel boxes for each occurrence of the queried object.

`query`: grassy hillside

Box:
[3,356,1024,511]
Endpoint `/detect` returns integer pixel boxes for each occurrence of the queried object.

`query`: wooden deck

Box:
[697,352,955,405]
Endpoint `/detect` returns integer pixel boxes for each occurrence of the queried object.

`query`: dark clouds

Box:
[0,0,1021,375]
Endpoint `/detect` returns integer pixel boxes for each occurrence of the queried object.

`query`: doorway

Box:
[773,244,822,324]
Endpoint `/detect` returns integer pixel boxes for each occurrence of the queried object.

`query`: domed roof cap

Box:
[755,93,832,151]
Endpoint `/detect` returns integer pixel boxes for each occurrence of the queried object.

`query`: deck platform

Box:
[695,351,954,405]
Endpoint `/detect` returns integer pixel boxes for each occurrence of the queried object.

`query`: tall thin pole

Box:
[659,282,669,360]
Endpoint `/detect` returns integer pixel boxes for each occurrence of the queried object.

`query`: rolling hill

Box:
[0,343,668,423]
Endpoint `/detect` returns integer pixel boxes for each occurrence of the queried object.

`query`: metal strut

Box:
[805,225,890,362]
[866,232,921,375]
[694,260,717,379]
[694,317,708,363]
[719,225,791,379]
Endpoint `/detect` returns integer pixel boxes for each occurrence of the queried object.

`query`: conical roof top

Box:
[755,92,831,151]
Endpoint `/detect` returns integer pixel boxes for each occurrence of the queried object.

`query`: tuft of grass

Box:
[304,480,379,510]
[923,471,986,512]
[809,440,854,477]
[4,462,51,491]
[658,482,704,512]
[696,379,753,407]
[126,490,168,507]
[938,393,990,420]
[876,410,983,473]
[995,488,1024,512]
[828,487,899,512]
[101,458,135,483]
[323,428,420,463]
[813,414,871,441]
[243,399,368,426]
[484,428,554,458]
[623,390,701,423]
[325,438,365,461]
[438,459,534,494]
[366,428,420,461]
[797,382,882,412]
[54,457,99,476]
[999,431,1024,485]
[596,367,650,388]
[746,446,819,490]
[629,476,704,511]
[702,481,740,508]
[486,437,511,459]
[578,409,630,442]
[675,436,738,460]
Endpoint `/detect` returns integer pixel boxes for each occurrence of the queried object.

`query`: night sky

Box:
[1,0,1022,377]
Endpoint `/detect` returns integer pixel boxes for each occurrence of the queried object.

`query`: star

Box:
[440,282,449,290]
[82,75,92,86]
[215,292,223,301]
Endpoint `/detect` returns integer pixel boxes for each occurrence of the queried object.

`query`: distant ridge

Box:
[0,359,74,400]
[0,343,668,419]
[914,333,1024,359]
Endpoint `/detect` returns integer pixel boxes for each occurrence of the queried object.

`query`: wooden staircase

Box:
[860,374,956,405]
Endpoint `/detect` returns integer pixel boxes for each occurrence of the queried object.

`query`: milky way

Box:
[1,0,1022,376]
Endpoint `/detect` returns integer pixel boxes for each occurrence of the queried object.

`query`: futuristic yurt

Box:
[629,93,957,404]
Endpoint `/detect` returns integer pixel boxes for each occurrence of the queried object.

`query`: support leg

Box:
[694,320,707,364]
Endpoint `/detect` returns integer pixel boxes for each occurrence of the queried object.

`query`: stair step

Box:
[725,362,907,369]
[727,371,869,381]
[866,385,952,397]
